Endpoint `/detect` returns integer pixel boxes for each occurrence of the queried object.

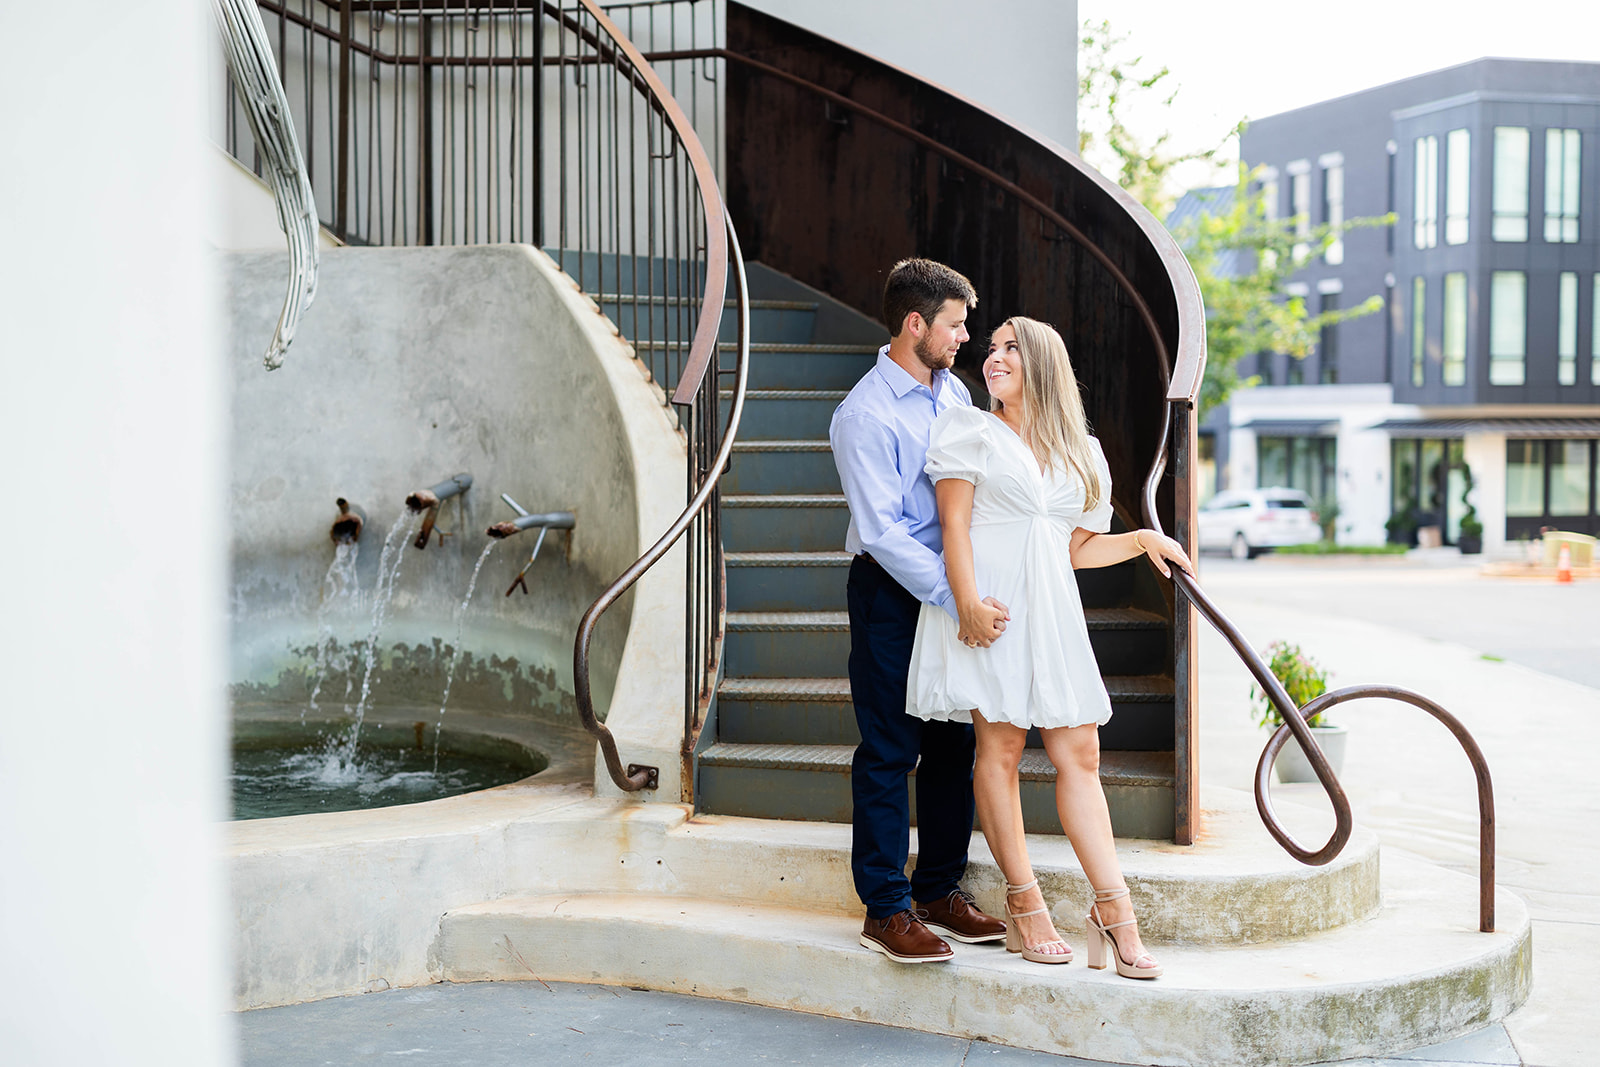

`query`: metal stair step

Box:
[724,442,839,494]
[697,743,1175,837]
[721,494,849,552]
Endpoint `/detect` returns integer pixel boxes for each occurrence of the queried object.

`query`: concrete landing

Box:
[434,847,1528,1067]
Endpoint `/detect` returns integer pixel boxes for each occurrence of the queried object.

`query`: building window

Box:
[1384,278,1396,382]
[1445,128,1470,244]
[1545,128,1581,243]
[1288,353,1305,386]
[1291,166,1311,263]
[1506,441,1544,517]
[1492,127,1529,242]
[1386,141,1397,254]
[1256,352,1276,387]
[1411,276,1426,387]
[1259,436,1338,504]
[1489,271,1526,385]
[1443,272,1467,386]
[1551,440,1593,516]
[1319,292,1340,383]
[1594,275,1600,386]
[1559,272,1579,385]
[1323,162,1345,265]
[1413,136,1438,249]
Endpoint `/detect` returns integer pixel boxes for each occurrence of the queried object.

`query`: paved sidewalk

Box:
[239,556,1597,1067]
[238,979,1525,1066]
[1195,555,1600,1067]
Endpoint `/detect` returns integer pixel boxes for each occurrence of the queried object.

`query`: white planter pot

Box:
[1272,724,1348,784]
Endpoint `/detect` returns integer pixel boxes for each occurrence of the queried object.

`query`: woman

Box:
[905,316,1194,978]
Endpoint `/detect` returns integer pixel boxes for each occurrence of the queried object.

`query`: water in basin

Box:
[232,730,547,820]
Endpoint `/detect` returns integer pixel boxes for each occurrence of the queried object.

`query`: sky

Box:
[1076,0,1600,190]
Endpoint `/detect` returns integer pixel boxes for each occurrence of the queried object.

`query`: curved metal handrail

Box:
[671,41,1497,930]
[213,0,319,370]
[574,208,750,791]
[558,0,745,793]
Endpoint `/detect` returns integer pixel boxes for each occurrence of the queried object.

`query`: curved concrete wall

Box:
[227,245,685,775]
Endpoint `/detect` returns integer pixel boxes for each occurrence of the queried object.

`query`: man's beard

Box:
[914,331,955,371]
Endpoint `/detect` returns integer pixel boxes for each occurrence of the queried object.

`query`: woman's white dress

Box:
[906,404,1115,730]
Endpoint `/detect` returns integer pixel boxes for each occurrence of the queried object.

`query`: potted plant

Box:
[1385,508,1417,547]
[1250,641,1346,783]
[1457,465,1483,555]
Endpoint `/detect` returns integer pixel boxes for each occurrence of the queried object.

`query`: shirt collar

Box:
[875,345,948,400]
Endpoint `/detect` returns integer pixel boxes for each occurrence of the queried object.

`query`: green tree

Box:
[1078,19,1389,418]
[1175,170,1388,417]
[1077,19,1236,219]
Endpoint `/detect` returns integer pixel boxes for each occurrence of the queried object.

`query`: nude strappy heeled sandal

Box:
[1004,879,1072,965]
[1085,886,1162,979]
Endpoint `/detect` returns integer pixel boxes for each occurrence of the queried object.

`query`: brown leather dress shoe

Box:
[859,910,954,963]
[916,888,1007,944]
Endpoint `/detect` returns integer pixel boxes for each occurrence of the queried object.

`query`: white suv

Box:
[1197,488,1322,559]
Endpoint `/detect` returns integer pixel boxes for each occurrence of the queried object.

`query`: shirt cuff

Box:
[937,588,959,622]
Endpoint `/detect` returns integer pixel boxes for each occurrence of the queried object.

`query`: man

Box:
[830,258,1010,963]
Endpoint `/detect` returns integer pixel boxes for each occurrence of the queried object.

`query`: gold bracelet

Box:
[1132,530,1145,554]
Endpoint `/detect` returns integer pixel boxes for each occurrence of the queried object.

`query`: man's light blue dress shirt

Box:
[830,346,973,620]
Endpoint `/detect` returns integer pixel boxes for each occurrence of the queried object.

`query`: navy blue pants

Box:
[847,554,976,919]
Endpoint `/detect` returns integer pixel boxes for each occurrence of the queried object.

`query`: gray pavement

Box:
[238,979,1523,1067]
[239,553,1599,1067]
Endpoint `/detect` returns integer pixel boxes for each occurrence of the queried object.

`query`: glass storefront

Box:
[1504,438,1600,539]
[1390,438,1467,543]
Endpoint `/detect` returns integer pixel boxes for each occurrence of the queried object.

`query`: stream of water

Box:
[304,540,361,723]
[432,540,498,769]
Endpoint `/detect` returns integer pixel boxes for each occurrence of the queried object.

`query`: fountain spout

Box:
[406,473,473,513]
[487,511,575,539]
[491,494,575,595]
[330,498,366,544]
[406,473,472,550]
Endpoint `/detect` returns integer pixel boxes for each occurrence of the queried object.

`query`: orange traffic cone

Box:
[1556,543,1574,584]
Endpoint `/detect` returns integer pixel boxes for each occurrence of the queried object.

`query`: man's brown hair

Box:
[882,258,977,337]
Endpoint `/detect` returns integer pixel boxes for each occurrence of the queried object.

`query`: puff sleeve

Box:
[1078,436,1115,533]
[923,404,992,485]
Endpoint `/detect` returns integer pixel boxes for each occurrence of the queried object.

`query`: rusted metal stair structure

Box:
[689,266,1182,838]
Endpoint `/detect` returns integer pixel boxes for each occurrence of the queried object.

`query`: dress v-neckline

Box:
[989,412,1048,479]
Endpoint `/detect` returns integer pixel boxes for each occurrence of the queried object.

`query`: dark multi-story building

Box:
[1198,58,1600,552]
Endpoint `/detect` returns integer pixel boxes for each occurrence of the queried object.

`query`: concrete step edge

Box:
[436,855,1530,1066]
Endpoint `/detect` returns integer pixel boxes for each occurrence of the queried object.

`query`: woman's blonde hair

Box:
[990,316,1103,512]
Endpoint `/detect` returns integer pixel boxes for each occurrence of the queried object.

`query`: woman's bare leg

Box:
[1039,723,1153,966]
[971,710,1067,954]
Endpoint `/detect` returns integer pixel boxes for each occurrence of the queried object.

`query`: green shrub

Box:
[1250,641,1332,729]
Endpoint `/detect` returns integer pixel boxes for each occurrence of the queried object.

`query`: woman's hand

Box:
[957,595,1010,648]
[1133,529,1195,579]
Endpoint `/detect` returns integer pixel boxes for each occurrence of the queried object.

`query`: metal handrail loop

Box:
[1257,684,1497,932]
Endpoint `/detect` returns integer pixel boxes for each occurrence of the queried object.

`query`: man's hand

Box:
[957,596,1011,648]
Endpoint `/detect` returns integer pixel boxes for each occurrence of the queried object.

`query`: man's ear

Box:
[905,310,925,337]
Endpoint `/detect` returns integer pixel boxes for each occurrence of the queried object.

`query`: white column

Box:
[0,4,231,1065]
[1464,433,1508,557]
